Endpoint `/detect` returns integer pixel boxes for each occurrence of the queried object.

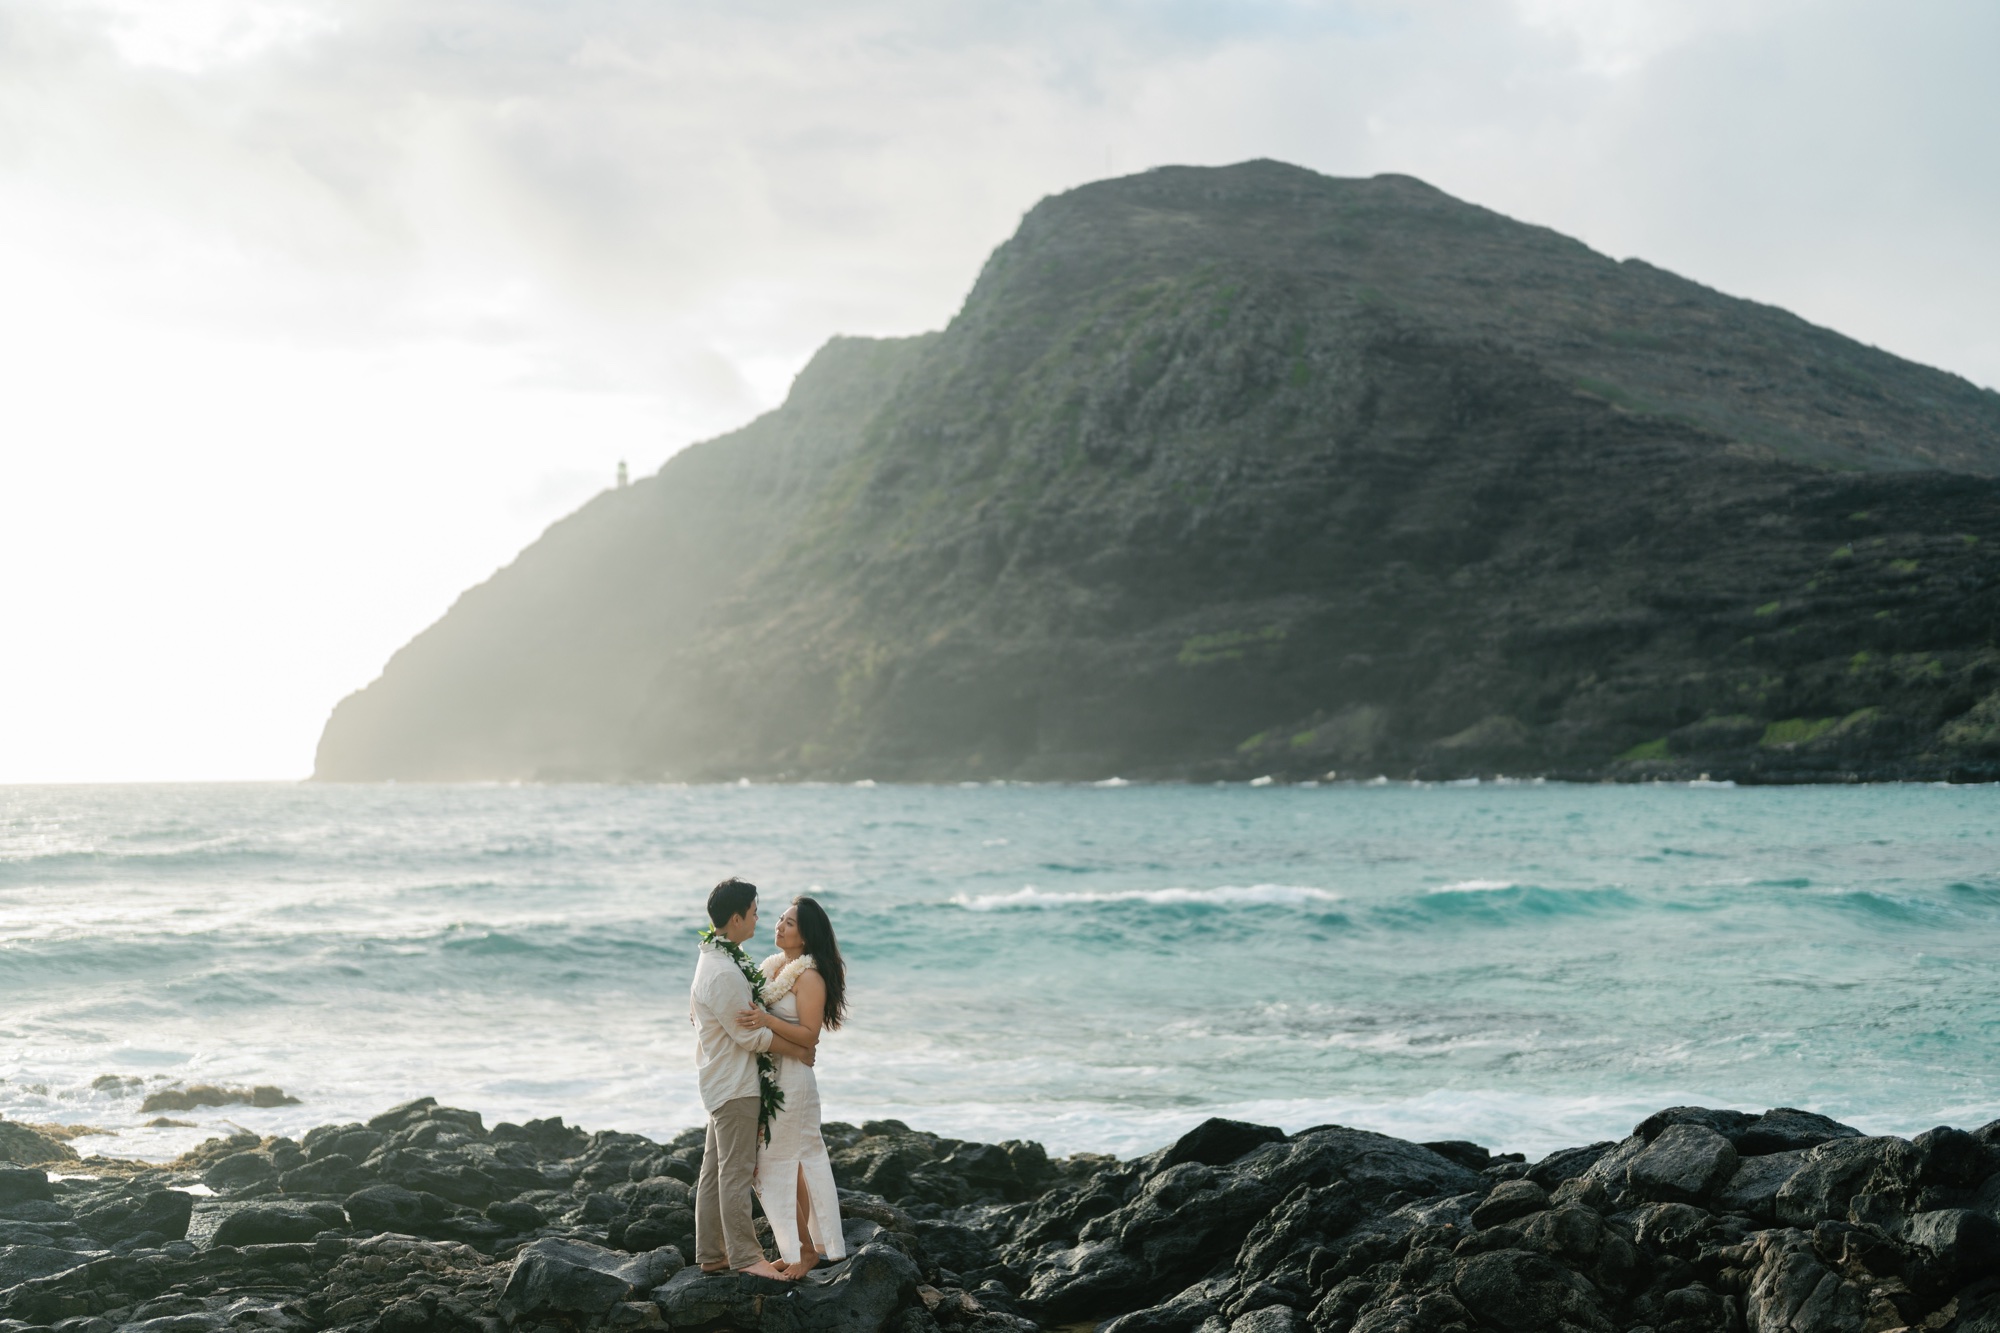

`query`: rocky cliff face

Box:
[314,161,2000,783]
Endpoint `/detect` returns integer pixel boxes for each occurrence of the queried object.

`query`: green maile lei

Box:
[697,925,787,1141]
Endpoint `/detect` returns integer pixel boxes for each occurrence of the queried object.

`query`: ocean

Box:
[3,780,1997,1166]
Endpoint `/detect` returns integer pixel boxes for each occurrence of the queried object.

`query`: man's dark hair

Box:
[707,877,759,929]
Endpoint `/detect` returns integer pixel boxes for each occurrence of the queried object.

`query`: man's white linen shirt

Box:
[691,940,774,1112]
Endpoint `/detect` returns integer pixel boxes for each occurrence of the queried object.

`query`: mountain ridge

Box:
[314,161,2000,783]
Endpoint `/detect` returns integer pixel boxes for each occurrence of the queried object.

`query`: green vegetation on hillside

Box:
[315,162,2000,785]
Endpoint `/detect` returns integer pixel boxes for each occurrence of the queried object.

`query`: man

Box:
[691,877,815,1279]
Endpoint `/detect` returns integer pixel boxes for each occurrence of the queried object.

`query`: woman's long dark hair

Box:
[794,895,846,1031]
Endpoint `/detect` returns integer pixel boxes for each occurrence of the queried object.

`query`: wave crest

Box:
[951,884,1343,911]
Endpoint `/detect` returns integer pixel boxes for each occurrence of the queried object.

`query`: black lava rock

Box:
[210,1202,342,1248]
[0,1167,54,1205]
[73,1188,193,1245]
[7,1096,2000,1333]
[1158,1119,1289,1171]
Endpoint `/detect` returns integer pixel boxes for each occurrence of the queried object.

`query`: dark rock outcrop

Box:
[0,1125,76,1169]
[208,1202,343,1248]
[6,1098,2000,1333]
[1625,1123,1739,1204]
[0,1171,54,1207]
[652,1240,921,1333]
[312,161,2000,787]
[499,1236,684,1321]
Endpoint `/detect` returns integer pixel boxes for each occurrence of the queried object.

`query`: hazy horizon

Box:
[3,0,1996,782]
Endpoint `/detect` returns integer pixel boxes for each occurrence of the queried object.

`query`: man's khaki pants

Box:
[694,1095,762,1270]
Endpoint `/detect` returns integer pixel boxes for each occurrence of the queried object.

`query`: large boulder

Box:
[1576,1135,1649,1199]
[73,1189,194,1245]
[1526,1141,1617,1190]
[278,1151,374,1196]
[1158,1120,1289,1171]
[1907,1126,1991,1199]
[344,1183,430,1233]
[1624,1123,1737,1204]
[1448,1250,1613,1333]
[1740,1229,1865,1333]
[1904,1207,2000,1289]
[0,1198,67,1225]
[652,1239,919,1333]
[1715,1149,1810,1223]
[1246,1128,1482,1203]
[1735,1108,1864,1156]
[302,1122,387,1162]
[209,1203,343,1248]
[1018,1240,1154,1321]
[1773,1138,1899,1227]
[1060,1162,1281,1312]
[1228,1307,1302,1333]
[0,1122,77,1167]
[929,1139,1059,1203]
[1233,1181,1364,1285]
[1627,1201,1715,1261]
[0,1244,93,1289]
[0,1167,54,1205]
[1098,1275,1236,1333]
[1469,1180,1549,1230]
[837,1147,928,1203]
[202,1150,278,1193]
[908,1218,999,1275]
[500,1236,683,1321]
[367,1097,485,1137]
[1514,1203,1641,1295]
[1955,1288,2000,1333]
[485,1198,547,1234]
[1633,1106,1757,1144]
[342,1182,504,1244]
[368,1147,503,1208]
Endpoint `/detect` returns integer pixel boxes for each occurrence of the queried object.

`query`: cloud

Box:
[8,0,1996,389]
[0,0,1993,778]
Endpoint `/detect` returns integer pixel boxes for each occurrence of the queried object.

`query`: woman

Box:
[738,895,848,1278]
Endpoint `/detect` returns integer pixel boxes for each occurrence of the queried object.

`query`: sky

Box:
[2,0,1996,782]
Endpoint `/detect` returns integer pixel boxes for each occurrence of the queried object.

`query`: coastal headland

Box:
[314,160,2000,787]
[4,1097,1998,1333]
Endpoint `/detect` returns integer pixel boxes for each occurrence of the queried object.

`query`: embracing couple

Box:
[688,876,849,1281]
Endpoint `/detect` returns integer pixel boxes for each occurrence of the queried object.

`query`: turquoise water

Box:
[2,781,1997,1163]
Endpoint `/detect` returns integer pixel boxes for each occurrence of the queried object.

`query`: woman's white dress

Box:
[754,954,846,1264]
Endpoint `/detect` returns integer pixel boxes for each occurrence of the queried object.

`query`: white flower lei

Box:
[759,953,816,1006]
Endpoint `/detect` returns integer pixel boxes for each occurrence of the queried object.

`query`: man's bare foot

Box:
[736,1259,788,1280]
[699,1264,728,1274]
[781,1249,821,1280]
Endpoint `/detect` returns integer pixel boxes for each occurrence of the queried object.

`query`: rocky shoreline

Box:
[3,1099,1998,1333]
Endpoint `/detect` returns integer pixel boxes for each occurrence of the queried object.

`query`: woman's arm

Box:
[768,1033,816,1066]
[738,971,827,1049]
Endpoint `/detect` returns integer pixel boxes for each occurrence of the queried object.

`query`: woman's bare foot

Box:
[736,1258,789,1280]
[781,1248,821,1280]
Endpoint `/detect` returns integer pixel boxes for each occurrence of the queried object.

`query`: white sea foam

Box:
[1430,879,1517,893]
[951,883,1344,911]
